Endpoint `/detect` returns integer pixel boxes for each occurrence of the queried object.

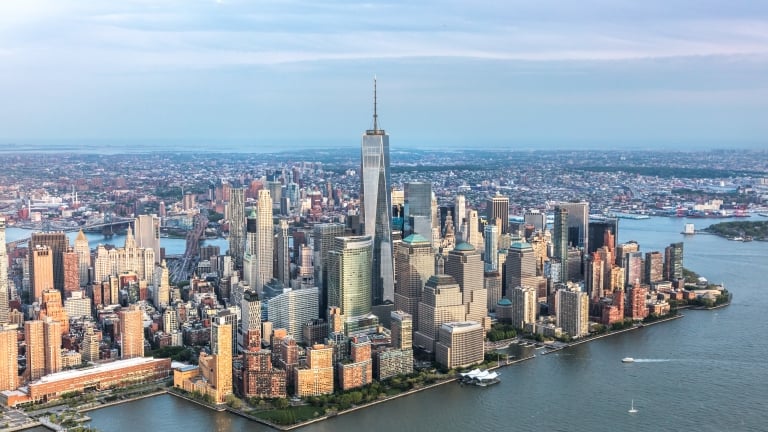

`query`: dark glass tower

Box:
[360,78,394,305]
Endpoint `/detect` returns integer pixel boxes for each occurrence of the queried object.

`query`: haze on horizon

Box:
[0,0,767,151]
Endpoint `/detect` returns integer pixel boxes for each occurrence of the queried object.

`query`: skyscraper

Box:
[510,286,537,330]
[154,260,170,309]
[276,218,290,286]
[465,209,482,250]
[445,243,487,323]
[553,206,569,283]
[414,274,466,354]
[243,208,258,289]
[134,214,161,264]
[43,318,62,376]
[267,288,319,344]
[62,247,79,295]
[29,232,68,293]
[0,327,19,390]
[119,305,144,359]
[394,234,433,324]
[454,194,466,238]
[556,287,589,339]
[487,194,510,234]
[645,251,664,284]
[228,187,246,269]
[505,242,538,294]
[31,245,54,303]
[558,201,590,253]
[256,189,274,292]
[483,224,499,273]
[391,310,413,350]
[0,218,9,323]
[328,236,373,319]
[209,316,233,402]
[73,229,90,287]
[360,79,394,305]
[25,320,45,381]
[664,242,684,281]
[313,223,345,317]
[404,182,432,238]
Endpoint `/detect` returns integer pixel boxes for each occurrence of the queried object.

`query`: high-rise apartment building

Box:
[154,260,170,309]
[74,229,90,288]
[510,285,537,329]
[454,195,466,238]
[228,187,246,269]
[487,194,510,234]
[483,224,499,272]
[276,219,290,286]
[43,318,62,376]
[360,79,394,305]
[240,290,261,351]
[664,242,684,281]
[0,218,9,323]
[25,320,45,381]
[255,189,274,292]
[119,306,144,359]
[62,247,80,295]
[553,206,569,283]
[394,234,433,324]
[0,327,19,390]
[391,310,413,350]
[556,288,589,339]
[328,236,373,319]
[645,251,664,284]
[40,289,69,335]
[294,344,334,397]
[204,316,233,403]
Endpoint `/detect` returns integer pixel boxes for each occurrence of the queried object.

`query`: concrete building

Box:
[241,349,287,399]
[119,306,144,359]
[645,251,664,285]
[0,218,10,323]
[31,245,54,303]
[43,318,62,376]
[29,232,68,293]
[73,229,90,288]
[391,310,412,350]
[510,286,537,330]
[556,288,589,339]
[487,194,510,234]
[445,243,487,324]
[664,242,684,281]
[25,320,45,381]
[134,214,161,264]
[0,327,19,391]
[414,274,466,354]
[338,336,373,391]
[435,321,484,369]
[62,247,80,295]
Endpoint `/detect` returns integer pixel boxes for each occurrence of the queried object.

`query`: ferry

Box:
[621,357,635,363]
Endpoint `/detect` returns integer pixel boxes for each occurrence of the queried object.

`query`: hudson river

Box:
[49,216,768,431]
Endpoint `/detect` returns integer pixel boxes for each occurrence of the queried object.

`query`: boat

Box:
[628,399,638,414]
[622,357,635,363]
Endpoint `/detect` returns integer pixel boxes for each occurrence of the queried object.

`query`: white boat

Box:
[628,399,638,413]
[622,357,634,363]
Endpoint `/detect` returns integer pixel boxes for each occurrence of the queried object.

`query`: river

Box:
[48,216,768,431]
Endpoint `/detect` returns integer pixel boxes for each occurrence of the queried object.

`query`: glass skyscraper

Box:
[360,79,394,305]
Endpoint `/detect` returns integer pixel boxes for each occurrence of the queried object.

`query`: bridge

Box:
[6,217,135,248]
[167,212,208,283]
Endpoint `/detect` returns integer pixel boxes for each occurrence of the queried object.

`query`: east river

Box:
[12,215,768,431]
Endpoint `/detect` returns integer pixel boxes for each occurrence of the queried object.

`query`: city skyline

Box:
[0,1,766,150]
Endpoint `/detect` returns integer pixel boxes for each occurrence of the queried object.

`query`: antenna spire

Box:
[373,76,378,132]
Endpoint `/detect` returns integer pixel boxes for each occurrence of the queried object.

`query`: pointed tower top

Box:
[76,228,87,242]
[373,76,378,132]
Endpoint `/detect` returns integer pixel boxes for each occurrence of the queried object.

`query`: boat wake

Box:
[633,359,672,363]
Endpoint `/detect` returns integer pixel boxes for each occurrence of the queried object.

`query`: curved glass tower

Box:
[360,78,394,305]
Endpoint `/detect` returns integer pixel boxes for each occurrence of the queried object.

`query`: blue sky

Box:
[1,0,766,150]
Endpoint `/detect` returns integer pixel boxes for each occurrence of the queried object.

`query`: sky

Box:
[0,0,767,151]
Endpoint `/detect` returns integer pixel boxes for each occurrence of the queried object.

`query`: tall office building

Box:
[313,223,345,317]
[505,242,538,294]
[25,320,45,381]
[445,243,487,324]
[267,288,319,344]
[588,219,619,254]
[404,182,432,238]
[119,305,144,359]
[0,327,19,390]
[483,224,499,272]
[510,286,537,330]
[454,195,466,238]
[524,210,546,233]
[414,274,466,353]
[276,219,290,286]
[134,214,161,264]
[664,242,684,281]
[31,245,54,303]
[295,344,334,397]
[559,201,590,253]
[0,218,9,323]
[487,194,510,234]
[228,187,246,269]
[74,229,90,286]
[29,231,68,293]
[360,79,394,305]
[394,234,433,324]
[465,210,482,250]
[556,288,589,339]
[553,206,569,283]
[435,321,484,370]
[328,236,373,319]
[255,190,274,292]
